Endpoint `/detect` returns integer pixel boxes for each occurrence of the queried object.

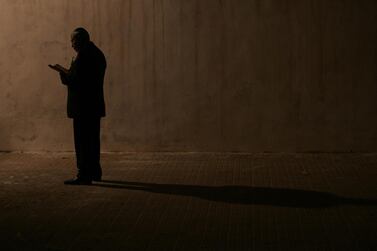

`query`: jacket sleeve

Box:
[59,72,70,86]
[59,57,84,86]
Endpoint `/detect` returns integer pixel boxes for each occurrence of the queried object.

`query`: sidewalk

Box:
[0,152,376,250]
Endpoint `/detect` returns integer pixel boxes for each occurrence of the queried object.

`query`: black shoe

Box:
[92,169,102,182]
[64,178,92,185]
[92,175,102,182]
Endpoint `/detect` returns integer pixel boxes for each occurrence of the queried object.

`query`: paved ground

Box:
[0,152,376,251]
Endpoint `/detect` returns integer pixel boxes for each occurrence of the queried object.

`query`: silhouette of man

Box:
[49,27,106,185]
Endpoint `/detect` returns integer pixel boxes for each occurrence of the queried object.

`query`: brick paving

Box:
[0,152,376,251]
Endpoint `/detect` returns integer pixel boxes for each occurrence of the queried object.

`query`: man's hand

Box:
[48,64,69,74]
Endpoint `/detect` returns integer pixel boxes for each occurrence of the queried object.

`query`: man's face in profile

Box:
[70,28,90,53]
[71,32,81,53]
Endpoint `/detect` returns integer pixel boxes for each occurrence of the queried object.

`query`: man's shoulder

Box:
[89,43,106,63]
[89,42,103,54]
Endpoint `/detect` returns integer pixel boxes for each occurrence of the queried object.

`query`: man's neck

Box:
[78,41,91,54]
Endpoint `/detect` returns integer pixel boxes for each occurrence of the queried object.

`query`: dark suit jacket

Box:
[60,41,106,118]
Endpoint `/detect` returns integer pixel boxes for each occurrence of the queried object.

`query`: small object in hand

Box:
[48,64,68,74]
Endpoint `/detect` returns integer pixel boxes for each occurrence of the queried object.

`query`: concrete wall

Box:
[0,0,376,152]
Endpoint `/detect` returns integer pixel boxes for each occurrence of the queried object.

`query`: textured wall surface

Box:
[0,0,376,152]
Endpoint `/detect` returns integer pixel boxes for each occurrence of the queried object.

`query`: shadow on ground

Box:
[92,180,377,208]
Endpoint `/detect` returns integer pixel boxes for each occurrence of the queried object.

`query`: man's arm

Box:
[50,60,83,86]
[49,64,73,86]
[59,72,70,86]
[51,54,94,87]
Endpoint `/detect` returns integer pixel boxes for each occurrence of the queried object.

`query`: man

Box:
[49,27,106,185]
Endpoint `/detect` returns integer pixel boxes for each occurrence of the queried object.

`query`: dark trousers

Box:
[73,117,102,180]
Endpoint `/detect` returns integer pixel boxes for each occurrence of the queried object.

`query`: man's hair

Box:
[72,27,90,42]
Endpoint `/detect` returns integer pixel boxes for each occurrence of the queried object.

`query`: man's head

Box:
[71,27,90,52]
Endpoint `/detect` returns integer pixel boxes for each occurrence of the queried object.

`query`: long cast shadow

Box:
[93,180,377,208]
